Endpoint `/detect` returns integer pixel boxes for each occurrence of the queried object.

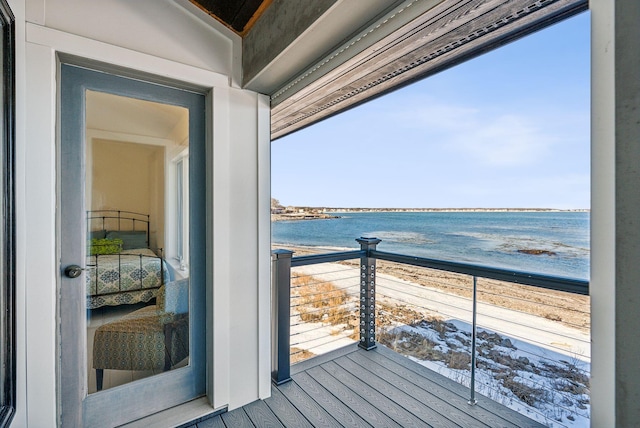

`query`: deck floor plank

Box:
[220,407,255,428]
[277,375,344,428]
[347,351,516,428]
[263,386,314,428]
[322,360,433,428]
[306,365,403,428]
[371,345,545,427]
[337,354,483,428]
[180,345,547,428]
[196,415,225,428]
[243,400,285,428]
[290,371,369,428]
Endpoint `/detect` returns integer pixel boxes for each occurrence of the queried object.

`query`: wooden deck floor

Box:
[187,344,544,428]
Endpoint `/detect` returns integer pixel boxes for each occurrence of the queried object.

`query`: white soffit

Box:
[270,0,587,140]
[267,0,445,105]
[242,0,412,94]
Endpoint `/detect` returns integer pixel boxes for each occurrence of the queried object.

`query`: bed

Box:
[86,210,170,309]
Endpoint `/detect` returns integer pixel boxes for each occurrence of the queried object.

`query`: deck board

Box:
[292,371,369,428]
[220,407,255,428]
[243,400,285,428]
[276,374,344,428]
[263,386,314,428]
[322,360,433,428]
[182,344,546,427]
[306,365,404,428]
[349,350,516,428]
[196,415,225,428]
[373,345,544,427]
[337,354,477,428]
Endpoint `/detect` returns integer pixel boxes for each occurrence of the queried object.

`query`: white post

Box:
[591,0,640,425]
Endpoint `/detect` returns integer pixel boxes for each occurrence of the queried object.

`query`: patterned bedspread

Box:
[86,248,169,309]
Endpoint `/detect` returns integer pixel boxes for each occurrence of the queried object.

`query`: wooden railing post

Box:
[356,237,381,350]
[272,249,293,384]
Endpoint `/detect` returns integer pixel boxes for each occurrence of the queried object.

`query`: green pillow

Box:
[89,238,123,255]
[105,230,147,250]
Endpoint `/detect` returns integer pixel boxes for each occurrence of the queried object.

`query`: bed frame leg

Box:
[96,369,104,391]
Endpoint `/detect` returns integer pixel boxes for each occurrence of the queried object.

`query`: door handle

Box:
[64,264,85,278]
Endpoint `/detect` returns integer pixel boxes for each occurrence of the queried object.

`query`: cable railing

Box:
[373,260,590,427]
[272,238,590,426]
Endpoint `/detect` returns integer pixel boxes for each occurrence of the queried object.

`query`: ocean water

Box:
[272,211,589,280]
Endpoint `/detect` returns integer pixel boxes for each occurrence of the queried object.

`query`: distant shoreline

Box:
[271,207,589,222]
[323,207,589,213]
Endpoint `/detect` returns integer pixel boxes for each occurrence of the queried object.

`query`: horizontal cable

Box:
[377,289,472,318]
[475,310,591,347]
[476,286,590,315]
[475,323,590,361]
[291,330,355,347]
[379,274,589,334]
[476,301,589,332]
[291,283,359,300]
[292,266,358,277]
[290,309,355,323]
[291,276,359,297]
[378,273,473,295]
[376,293,472,325]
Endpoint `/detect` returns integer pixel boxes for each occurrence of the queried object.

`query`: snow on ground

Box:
[292,262,591,428]
[290,315,355,355]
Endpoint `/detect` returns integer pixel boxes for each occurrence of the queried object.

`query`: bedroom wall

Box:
[91,139,159,216]
[90,139,165,248]
[16,1,271,426]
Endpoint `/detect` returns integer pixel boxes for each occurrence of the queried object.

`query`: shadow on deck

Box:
[191,344,544,428]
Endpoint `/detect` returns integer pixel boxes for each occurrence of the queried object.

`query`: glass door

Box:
[59,64,206,427]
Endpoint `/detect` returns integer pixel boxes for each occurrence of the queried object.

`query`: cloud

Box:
[386,98,557,167]
[448,114,555,166]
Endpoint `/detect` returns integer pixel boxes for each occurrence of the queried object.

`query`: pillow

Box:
[88,230,106,240]
[163,279,189,314]
[105,230,148,250]
[89,238,123,255]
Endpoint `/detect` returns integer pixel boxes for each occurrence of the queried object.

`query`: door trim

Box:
[0,0,15,425]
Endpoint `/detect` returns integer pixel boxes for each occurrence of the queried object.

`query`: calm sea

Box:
[272,211,590,280]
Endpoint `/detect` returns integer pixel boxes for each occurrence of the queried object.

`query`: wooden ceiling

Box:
[189,0,272,36]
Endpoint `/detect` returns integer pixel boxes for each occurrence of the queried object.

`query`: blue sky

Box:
[272,12,590,209]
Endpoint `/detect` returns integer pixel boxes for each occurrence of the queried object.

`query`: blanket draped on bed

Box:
[86,248,169,309]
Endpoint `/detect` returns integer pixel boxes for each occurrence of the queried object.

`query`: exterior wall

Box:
[26,0,239,84]
[592,0,640,426]
[11,0,271,426]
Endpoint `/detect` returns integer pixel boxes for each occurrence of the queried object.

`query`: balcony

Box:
[191,238,589,427]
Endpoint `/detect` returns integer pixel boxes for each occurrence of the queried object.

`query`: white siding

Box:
[27,0,240,83]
